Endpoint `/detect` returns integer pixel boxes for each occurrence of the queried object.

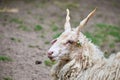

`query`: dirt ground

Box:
[0,0,120,80]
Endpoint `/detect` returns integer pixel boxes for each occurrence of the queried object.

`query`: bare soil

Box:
[0,0,120,80]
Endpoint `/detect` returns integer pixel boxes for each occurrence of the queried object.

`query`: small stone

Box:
[35,60,42,64]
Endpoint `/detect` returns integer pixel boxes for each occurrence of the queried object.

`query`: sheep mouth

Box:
[48,53,69,61]
[48,55,56,61]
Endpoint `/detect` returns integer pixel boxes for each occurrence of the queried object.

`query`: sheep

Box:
[47,8,120,80]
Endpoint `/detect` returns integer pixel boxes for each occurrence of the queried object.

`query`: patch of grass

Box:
[44,59,56,66]
[0,55,12,61]
[27,11,31,14]
[39,17,44,21]
[109,43,115,48]
[45,41,50,44]
[96,23,120,42]
[40,35,45,38]
[18,24,30,31]
[34,2,46,8]
[96,23,120,31]
[109,31,120,42]
[10,18,23,24]
[53,32,62,39]
[23,0,33,3]
[0,34,3,39]
[28,45,36,48]
[10,37,21,42]
[85,32,102,45]
[3,77,12,80]
[85,23,120,46]
[96,23,108,29]
[65,2,79,8]
[0,14,4,18]
[112,2,120,7]
[28,45,41,50]
[34,24,43,31]
[51,24,59,31]
[28,45,39,48]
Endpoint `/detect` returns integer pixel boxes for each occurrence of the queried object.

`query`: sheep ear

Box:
[64,9,71,32]
[77,8,96,35]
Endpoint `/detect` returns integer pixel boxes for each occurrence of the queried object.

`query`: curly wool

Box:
[51,35,120,80]
[49,8,120,80]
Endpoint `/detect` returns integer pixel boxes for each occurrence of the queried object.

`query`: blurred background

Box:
[0,0,120,80]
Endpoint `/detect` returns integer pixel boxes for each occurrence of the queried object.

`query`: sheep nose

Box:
[47,51,54,60]
[47,51,53,55]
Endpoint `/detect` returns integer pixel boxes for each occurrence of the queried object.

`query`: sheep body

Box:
[50,31,120,80]
[58,52,120,80]
[48,9,120,80]
[51,36,120,80]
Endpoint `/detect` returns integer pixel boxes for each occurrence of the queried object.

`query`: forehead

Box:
[58,30,76,41]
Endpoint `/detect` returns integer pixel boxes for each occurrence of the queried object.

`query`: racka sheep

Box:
[47,8,120,80]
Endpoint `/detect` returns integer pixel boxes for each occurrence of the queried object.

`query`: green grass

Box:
[96,23,120,42]
[65,2,79,8]
[39,17,44,21]
[112,1,119,7]
[34,1,46,8]
[51,24,59,31]
[34,24,43,31]
[10,18,23,24]
[85,23,120,46]
[85,32,102,45]
[27,11,31,14]
[44,41,50,44]
[28,45,39,48]
[0,55,12,61]
[3,77,12,80]
[0,34,3,39]
[109,43,115,48]
[53,32,62,39]
[10,37,21,42]
[18,24,30,31]
[40,35,45,38]
[44,59,56,66]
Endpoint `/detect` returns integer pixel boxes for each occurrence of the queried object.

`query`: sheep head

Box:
[47,8,96,61]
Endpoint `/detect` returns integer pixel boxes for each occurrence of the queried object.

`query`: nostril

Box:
[48,51,53,55]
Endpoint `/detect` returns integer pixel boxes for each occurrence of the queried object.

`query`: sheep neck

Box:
[69,33,104,65]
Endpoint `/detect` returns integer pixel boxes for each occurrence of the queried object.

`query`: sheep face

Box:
[47,8,96,61]
[48,29,78,61]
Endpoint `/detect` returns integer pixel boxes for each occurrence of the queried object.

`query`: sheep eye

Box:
[51,39,57,44]
[67,40,74,44]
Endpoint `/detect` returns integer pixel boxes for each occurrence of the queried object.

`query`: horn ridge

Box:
[64,8,71,31]
[77,8,96,35]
